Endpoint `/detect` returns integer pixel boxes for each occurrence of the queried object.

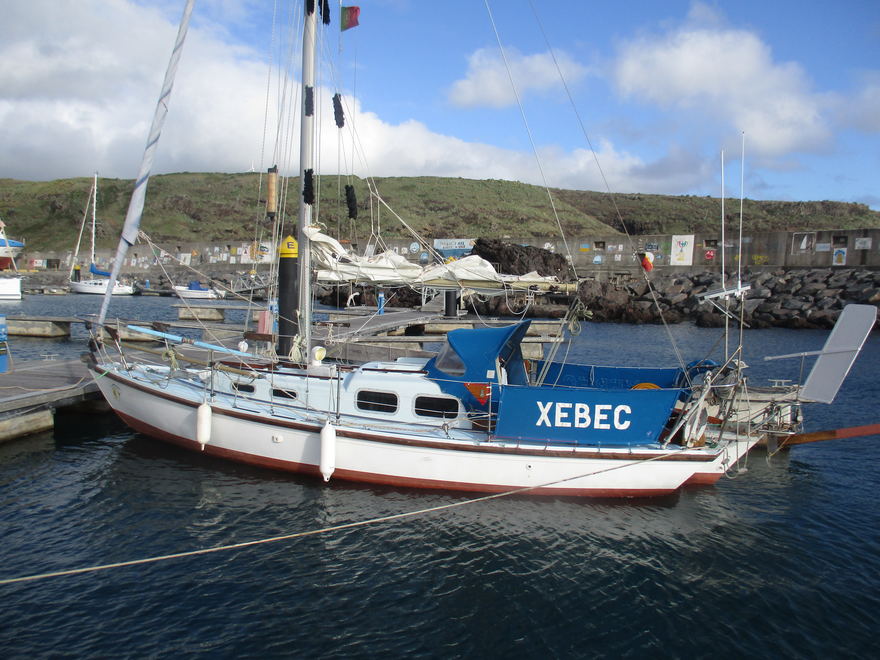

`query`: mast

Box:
[68,175,93,281]
[737,133,745,291]
[90,172,98,265]
[720,150,728,360]
[290,1,317,357]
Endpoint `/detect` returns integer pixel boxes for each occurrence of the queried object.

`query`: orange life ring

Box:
[631,382,660,390]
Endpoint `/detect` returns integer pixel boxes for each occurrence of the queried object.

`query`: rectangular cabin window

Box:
[233,383,255,394]
[356,390,398,414]
[272,388,298,400]
[414,396,459,419]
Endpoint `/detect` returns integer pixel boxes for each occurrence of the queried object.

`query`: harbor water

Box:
[1,295,878,658]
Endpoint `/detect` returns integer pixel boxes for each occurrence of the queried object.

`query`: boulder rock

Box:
[472,238,571,280]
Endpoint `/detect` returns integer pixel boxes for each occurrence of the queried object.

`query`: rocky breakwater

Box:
[464,238,575,318]
[578,268,880,329]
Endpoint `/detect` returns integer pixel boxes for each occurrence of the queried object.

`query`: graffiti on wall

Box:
[670,235,695,266]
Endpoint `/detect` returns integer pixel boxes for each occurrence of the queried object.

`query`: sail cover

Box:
[303,226,559,290]
[90,263,112,277]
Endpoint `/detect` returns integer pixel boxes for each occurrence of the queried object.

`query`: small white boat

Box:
[70,277,135,296]
[173,282,226,299]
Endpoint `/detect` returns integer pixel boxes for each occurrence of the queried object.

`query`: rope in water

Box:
[0,452,676,586]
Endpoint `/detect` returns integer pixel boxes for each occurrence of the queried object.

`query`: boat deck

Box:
[0,307,565,442]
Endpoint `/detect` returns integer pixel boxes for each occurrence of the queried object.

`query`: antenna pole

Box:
[738,133,746,352]
[721,150,728,360]
[738,133,745,290]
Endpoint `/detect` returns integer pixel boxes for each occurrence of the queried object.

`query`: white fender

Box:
[196,403,212,451]
[320,421,336,482]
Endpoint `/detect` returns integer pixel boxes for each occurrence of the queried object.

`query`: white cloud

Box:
[2,0,873,209]
[612,3,830,158]
[530,141,713,194]
[341,109,700,197]
[448,47,587,108]
[831,73,880,133]
[0,1,188,178]
[0,0,639,193]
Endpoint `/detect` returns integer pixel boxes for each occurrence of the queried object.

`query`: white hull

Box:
[0,277,22,300]
[70,278,135,295]
[0,246,23,260]
[174,285,225,299]
[92,362,758,498]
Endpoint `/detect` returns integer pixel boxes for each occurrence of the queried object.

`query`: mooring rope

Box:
[0,377,90,393]
[0,451,678,586]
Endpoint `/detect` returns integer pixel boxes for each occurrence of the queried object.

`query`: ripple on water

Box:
[1,324,878,658]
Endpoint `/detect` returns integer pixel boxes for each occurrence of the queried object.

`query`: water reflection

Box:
[0,319,878,658]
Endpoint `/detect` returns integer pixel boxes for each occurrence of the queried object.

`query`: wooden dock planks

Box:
[0,357,100,443]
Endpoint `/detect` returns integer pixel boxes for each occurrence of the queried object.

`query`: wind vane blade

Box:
[98,0,196,325]
[799,304,877,403]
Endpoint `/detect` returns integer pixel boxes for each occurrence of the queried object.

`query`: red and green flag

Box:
[341,6,360,31]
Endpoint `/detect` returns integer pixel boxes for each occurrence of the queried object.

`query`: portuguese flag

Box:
[341,6,360,31]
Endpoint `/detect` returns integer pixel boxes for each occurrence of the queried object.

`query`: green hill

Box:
[1,173,877,251]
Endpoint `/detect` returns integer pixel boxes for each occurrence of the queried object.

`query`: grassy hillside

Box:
[1,173,878,251]
[551,189,880,235]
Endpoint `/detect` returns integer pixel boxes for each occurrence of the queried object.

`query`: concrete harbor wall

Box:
[12,227,880,330]
[16,227,880,276]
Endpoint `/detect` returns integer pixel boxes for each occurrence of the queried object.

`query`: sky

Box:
[1,0,878,210]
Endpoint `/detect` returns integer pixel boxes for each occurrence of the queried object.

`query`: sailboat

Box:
[69,173,135,296]
[86,2,874,497]
[173,281,226,300]
[0,219,23,301]
[0,220,24,271]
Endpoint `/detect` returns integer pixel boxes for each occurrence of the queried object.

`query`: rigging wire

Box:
[483,0,577,279]
[525,0,691,376]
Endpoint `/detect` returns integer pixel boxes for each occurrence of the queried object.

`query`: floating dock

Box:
[0,356,101,443]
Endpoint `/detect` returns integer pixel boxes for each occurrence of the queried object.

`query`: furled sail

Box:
[303,226,559,291]
[98,0,195,324]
